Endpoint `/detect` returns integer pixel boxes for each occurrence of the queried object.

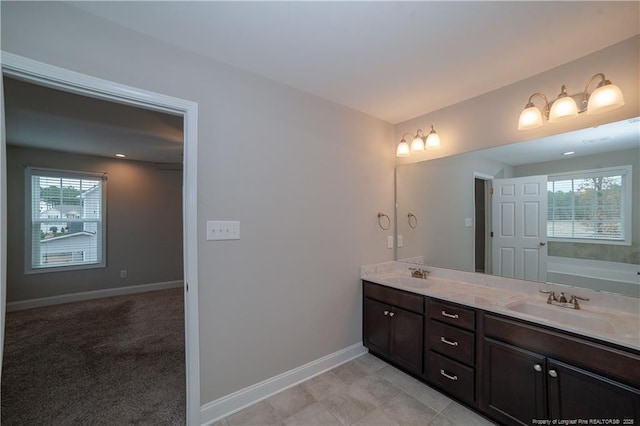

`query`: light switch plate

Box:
[207,220,240,240]
[464,218,473,227]
[387,236,394,249]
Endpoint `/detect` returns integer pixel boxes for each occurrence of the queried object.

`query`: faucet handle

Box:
[568,294,589,309]
[539,290,556,304]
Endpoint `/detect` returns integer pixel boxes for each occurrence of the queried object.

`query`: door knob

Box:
[539,242,546,246]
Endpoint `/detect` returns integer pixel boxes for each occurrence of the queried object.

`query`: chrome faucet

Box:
[539,290,589,309]
[409,267,430,279]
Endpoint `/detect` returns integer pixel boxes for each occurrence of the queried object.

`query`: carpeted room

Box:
[1,77,187,425]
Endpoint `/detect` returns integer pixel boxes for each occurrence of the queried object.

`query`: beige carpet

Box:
[1,288,185,425]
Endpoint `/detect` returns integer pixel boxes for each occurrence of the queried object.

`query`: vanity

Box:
[361,263,640,425]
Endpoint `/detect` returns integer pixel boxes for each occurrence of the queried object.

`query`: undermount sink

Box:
[506,301,616,334]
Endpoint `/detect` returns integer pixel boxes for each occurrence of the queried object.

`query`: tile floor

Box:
[213,353,496,426]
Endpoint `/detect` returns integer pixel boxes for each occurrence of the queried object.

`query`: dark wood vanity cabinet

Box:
[424,299,477,405]
[362,281,640,425]
[481,313,640,425]
[363,281,424,374]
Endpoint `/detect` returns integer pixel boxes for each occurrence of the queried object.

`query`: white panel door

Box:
[492,176,547,282]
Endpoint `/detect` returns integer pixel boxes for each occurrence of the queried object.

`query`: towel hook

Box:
[408,212,418,229]
[377,212,390,230]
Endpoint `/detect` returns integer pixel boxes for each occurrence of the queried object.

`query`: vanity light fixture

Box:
[518,73,625,130]
[396,125,441,157]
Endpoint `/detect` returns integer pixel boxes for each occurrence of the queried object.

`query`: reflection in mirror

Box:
[396,117,640,297]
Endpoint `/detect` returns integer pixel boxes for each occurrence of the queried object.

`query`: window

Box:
[547,166,631,244]
[26,168,106,273]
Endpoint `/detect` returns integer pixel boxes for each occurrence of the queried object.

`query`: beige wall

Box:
[5,146,184,302]
[1,2,395,404]
[396,36,640,165]
[396,152,512,271]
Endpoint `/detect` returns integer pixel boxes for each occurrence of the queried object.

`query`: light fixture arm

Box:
[582,72,607,106]
[400,132,414,143]
[525,92,550,119]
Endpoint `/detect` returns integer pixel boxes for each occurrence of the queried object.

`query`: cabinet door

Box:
[482,338,547,426]
[390,306,423,374]
[364,298,390,356]
[547,359,640,421]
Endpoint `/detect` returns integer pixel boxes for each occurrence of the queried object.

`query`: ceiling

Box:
[70,1,640,124]
[3,77,184,164]
[4,2,639,164]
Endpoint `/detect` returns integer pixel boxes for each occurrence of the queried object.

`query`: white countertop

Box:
[361,262,640,351]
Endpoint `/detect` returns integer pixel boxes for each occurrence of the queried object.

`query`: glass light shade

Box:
[587,83,625,114]
[549,96,579,123]
[410,136,425,152]
[518,106,544,130]
[396,141,410,157]
[425,132,441,149]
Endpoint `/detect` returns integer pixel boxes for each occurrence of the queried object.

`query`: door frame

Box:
[0,52,201,425]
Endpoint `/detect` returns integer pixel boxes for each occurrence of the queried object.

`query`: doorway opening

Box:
[474,174,493,274]
[1,52,200,424]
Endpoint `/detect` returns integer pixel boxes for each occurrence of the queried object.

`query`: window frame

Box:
[547,165,632,246]
[24,167,107,274]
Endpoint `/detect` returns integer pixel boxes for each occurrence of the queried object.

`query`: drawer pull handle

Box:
[440,337,458,346]
[440,369,458,381]
[549,370,558,378]
[383,310,389,316]
[533,364,542,372]
[441,311,459,319]
[389,312,395,317]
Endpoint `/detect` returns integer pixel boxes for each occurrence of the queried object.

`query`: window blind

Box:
[547,167,629,242]
[27,168,106,272]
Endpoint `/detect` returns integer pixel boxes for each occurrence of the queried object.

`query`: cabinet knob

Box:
[548,369,558,378]
[389,312,395,317]
[533,364,542,372]
[383,310,389,316]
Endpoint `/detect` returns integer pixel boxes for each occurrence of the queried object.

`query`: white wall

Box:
[0,1,396,405]
[5,146,184,302]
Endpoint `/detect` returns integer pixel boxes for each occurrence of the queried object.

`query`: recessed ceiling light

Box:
[115,153,126,158]
[563,151,575,156]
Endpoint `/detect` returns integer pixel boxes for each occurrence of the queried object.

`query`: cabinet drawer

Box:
[428,320,475,366]
[429,300,475,331]
[427,351,475,404]
[364,281,424,314]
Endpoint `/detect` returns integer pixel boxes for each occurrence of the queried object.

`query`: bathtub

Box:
[546,256,640,298]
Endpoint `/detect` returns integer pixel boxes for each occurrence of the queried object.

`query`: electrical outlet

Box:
[397,235,403,247]
[120,270,128,279]
[387,236,394,249]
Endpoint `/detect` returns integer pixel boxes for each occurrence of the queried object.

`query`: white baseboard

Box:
[200,342,368,426]
[6,280,183,312]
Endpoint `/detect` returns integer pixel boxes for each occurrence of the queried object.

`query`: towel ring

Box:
[377,212,390,230]
[408,212,418,229]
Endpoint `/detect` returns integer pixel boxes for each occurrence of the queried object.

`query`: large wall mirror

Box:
[395,117,639,297]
